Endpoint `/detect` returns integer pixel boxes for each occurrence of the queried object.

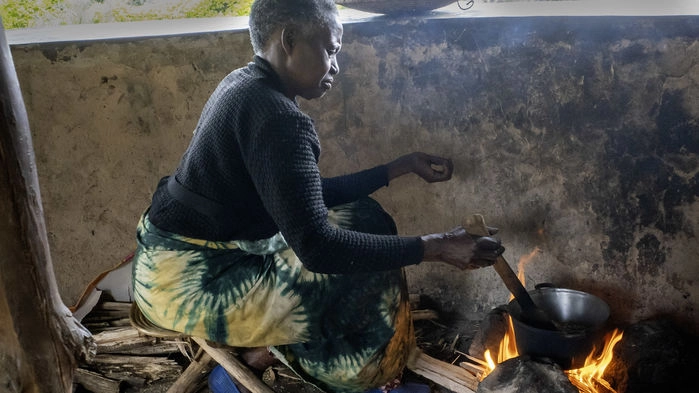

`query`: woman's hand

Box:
[386,152,454,183]
[421,227,504,270]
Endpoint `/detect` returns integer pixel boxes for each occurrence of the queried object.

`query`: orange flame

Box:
[479,249,624,393]
[481,316,518,378]
[515,247,540,291]
[481,318,623,392]
[565,329,624,393]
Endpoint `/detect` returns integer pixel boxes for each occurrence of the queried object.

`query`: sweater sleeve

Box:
[321,165,389,208]
[238,110,423,274]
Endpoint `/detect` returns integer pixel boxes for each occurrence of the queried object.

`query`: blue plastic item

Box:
[364,382,430,393]
[208,365,241,393]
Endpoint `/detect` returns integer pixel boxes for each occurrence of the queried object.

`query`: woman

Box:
[132,0,503,392]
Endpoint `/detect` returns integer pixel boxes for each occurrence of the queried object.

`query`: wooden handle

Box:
[462,214,537,311]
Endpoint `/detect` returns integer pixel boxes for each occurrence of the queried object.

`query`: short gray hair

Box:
[249,0,339,55]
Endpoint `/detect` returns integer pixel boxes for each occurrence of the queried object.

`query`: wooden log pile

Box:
[74,298,205,393]
[74,294,490,393]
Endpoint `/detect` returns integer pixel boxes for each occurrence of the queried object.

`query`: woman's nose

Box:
[330,58,339,75]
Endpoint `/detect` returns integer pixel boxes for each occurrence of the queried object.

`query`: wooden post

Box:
[0,23,94,392]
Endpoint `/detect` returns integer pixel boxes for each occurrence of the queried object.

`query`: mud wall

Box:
[8,13,699,333]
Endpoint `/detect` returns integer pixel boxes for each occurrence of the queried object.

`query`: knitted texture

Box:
[148,57,423,273]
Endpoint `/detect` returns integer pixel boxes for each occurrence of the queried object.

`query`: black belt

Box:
[166,176,230,219]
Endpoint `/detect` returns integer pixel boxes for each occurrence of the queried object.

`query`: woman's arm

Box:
[421,227,503,270]
[321,165,388,207]
[321,152,454,207]
[385,152,454,183]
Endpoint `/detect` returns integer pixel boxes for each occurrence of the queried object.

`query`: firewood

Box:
[407,349,478,393]
[192,337,275,393]
[97,302,133,311]
[88,354,182,382]
[84,310,131,321]
[93,326,141,343]
[94,333,172,355]
[106,342,184,356]
[459,361,485,376]
[93,326,157,354]
[83,322,113,330]
[83,318,132,331]
[411,309,439,321]
[109,318,133,327]
[455,351,489,368]
[74,368,123,393]
[166,349,216,393]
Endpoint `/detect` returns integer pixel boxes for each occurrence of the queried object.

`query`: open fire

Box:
[476,249,624,393]
[480,318,623,393]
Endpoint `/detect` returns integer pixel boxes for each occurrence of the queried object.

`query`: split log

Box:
[84,311,131,322]
[98,302,133,311]
[167,349,216,393]
[92,325,185,355]
[93,326,142,341]
[411,309,439,321]
[459,360,486,376]
[407,348,478,393]
[88,353,182,382]
[93,327,161,354]
[104,341,185,356]
[193,337,275,393]
[0,22,94,393]
[74,368,124,393]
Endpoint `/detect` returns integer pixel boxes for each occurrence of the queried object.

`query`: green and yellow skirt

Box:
[132,198,415,393]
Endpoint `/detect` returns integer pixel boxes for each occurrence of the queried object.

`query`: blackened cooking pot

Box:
[507,286,610,369]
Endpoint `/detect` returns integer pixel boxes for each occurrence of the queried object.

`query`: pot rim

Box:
[507,286,610,333]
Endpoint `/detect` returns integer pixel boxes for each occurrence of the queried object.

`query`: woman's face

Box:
[285,16,343,100]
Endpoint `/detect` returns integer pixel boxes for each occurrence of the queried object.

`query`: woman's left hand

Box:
[387,152,454,183]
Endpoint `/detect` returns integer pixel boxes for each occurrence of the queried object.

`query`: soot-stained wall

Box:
[9,13,699,333]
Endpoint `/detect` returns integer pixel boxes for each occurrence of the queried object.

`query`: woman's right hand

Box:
[420,227,504,270]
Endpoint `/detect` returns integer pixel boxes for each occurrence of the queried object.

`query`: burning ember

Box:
[475,250,624,393]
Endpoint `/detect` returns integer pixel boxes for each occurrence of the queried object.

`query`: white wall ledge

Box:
[6,1,699,46]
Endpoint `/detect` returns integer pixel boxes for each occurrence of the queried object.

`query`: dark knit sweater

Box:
[147,56,424,274]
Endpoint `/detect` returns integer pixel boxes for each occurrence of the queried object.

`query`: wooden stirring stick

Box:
[463,214,558,331]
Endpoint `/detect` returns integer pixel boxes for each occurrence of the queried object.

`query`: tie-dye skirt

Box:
[132,197,415,393]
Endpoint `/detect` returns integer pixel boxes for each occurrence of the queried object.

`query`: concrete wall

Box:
[9,13,699,333]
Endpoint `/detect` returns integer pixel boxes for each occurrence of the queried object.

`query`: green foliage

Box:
[0,0,66,29]
[0,0,254,29]
[185,0,254,18]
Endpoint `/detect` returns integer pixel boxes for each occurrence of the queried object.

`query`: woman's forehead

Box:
[307,18,343,43]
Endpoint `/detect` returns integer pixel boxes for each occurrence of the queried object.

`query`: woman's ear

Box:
[280,27,295,56]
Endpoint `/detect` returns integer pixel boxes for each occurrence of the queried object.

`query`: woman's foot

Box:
[240,346,279,371]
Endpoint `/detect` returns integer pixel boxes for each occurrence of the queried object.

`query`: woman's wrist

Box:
[386,155,412,181]
[420,234,442,261]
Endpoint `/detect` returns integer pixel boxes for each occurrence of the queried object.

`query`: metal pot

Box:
[507,286,610,369]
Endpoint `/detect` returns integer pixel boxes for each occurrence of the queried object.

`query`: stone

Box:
[476,356,578,393]
[604,318,699,393]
